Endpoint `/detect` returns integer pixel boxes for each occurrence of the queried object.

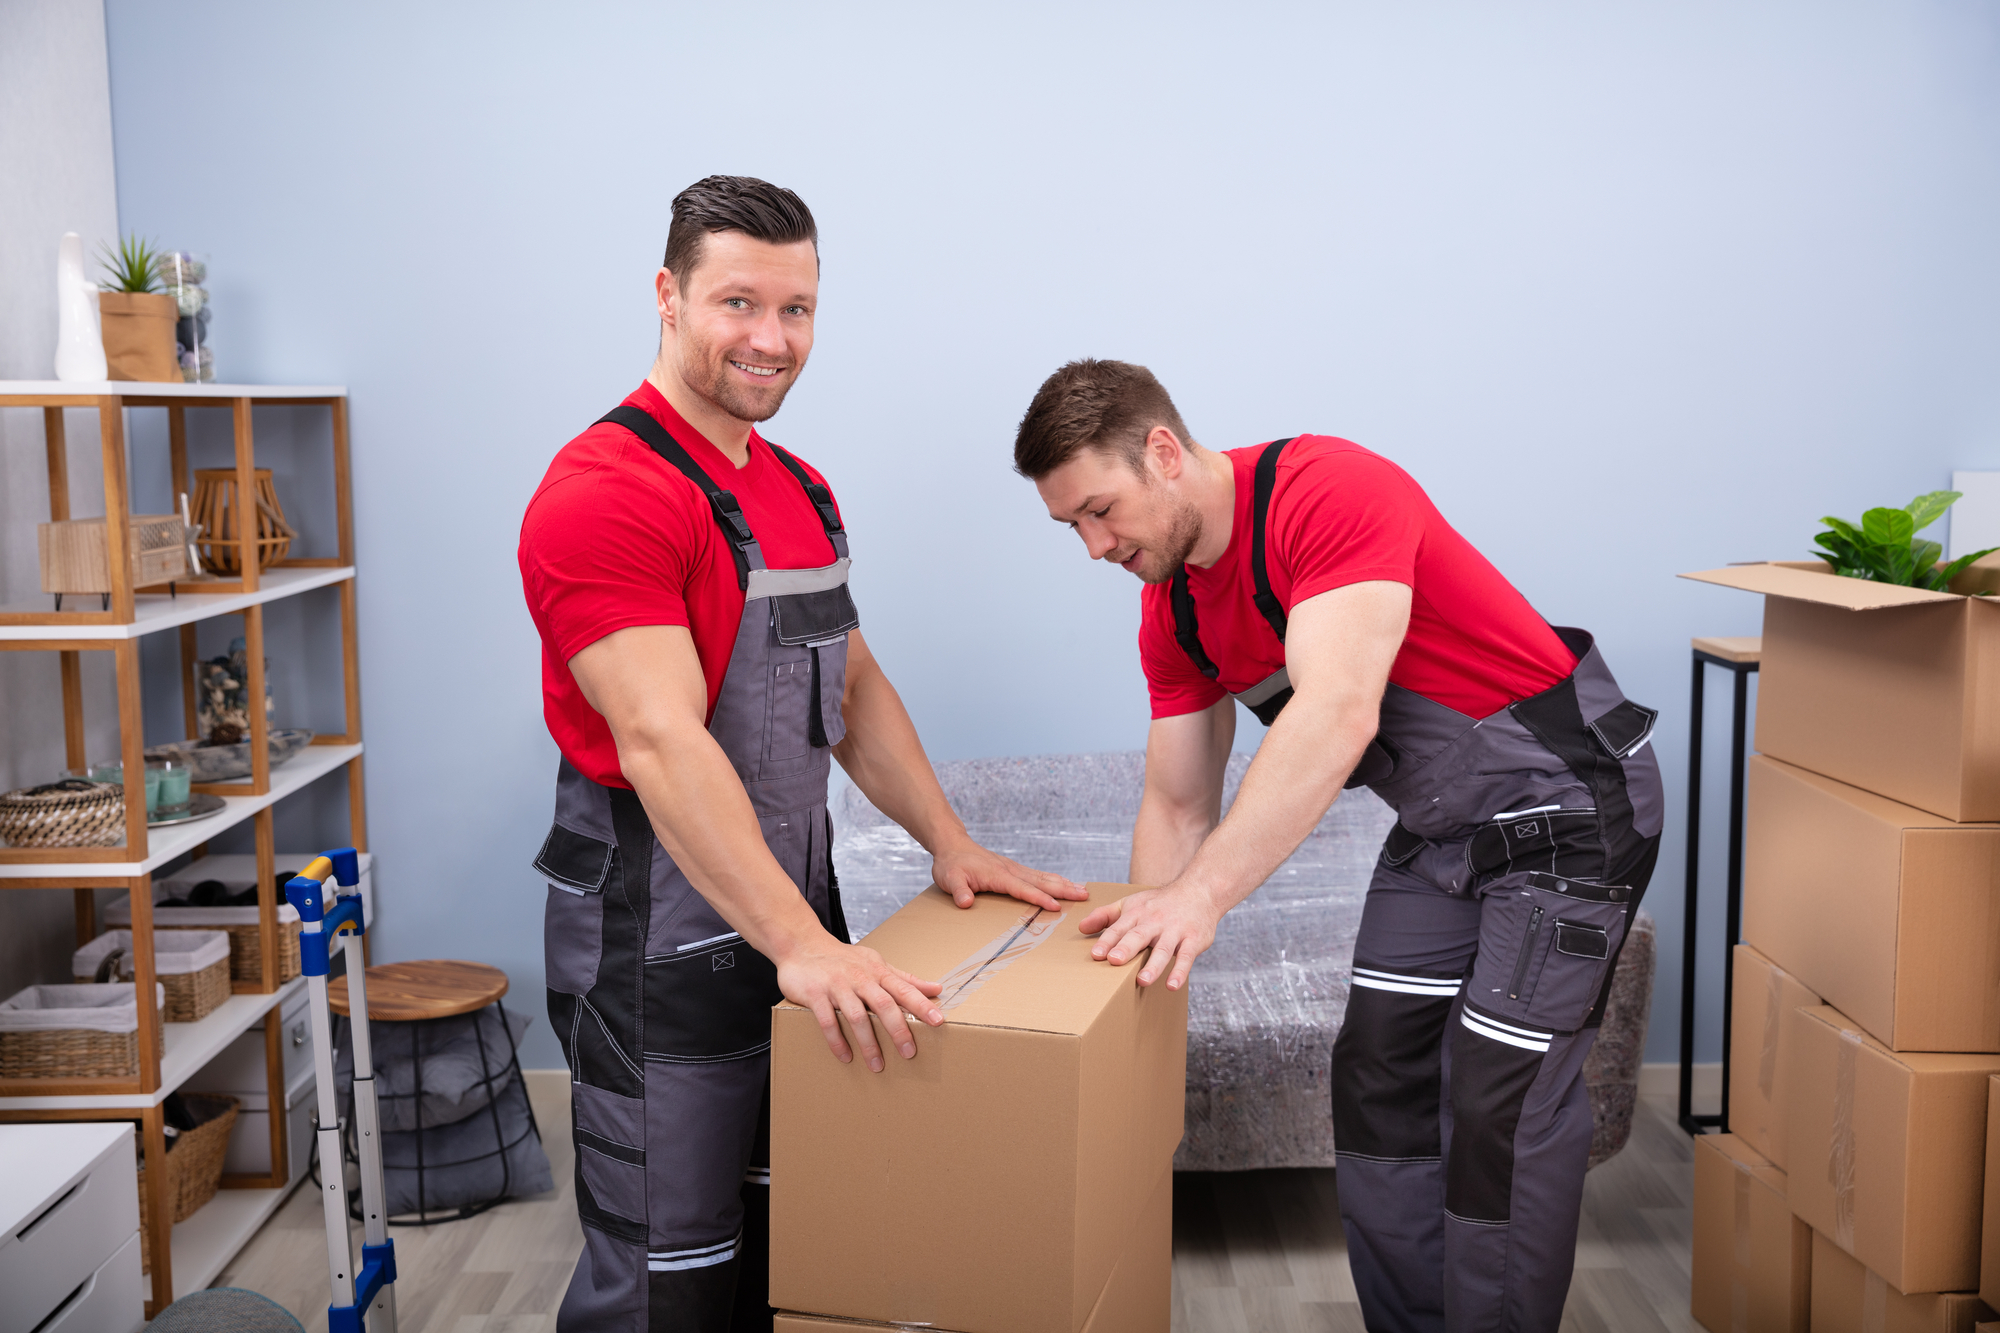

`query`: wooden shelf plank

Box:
[0,744,363,878]
[0,565,354,640]
[170,1181,300,1303]
[0,978,306,1111]
[0,381,346,400]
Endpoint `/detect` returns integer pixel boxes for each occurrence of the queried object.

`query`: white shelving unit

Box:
[0,380,367,1317]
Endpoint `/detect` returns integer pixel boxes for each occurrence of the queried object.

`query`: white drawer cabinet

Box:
[31,1232,143,1333]
[0,1124,141,1333]
[184,981,315,1096]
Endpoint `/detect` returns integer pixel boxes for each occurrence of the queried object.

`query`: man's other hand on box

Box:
[931,834,1089,913]
[778,934,944,1072]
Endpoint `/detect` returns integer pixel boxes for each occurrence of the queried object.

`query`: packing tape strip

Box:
[1759,963,1785,1099]
[1862,1268,1888,1333]
[1731,1159,1753,1333]
[934,905,1071,1011]
[1830,1027,1863,1251]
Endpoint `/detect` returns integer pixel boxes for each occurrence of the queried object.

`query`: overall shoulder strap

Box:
[598,405,761,589]
[1249,437,1296,642]
[1170,566,1220,681]
[765,442,848,560]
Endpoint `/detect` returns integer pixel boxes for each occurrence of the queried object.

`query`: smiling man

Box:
[1012,360,1662,1333]
[520,177,1081,1333]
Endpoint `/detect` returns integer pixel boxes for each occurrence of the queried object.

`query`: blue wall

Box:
[103,1,2000,1071]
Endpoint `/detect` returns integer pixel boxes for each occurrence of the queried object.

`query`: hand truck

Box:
[287,849,399,1333]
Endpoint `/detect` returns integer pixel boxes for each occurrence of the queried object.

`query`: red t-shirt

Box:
[518,381,844,788]
[1139,436,1575,721]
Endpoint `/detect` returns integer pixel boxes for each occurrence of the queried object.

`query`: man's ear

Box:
[1148,425,1188,482]
[655,267,679,331]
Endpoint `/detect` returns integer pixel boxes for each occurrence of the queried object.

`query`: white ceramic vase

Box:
[54,231,108,382]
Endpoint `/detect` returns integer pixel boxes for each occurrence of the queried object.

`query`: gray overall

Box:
[537,407,856,1333]
[1171,440,1663,1333]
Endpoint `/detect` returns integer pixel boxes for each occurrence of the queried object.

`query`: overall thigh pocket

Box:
[1469,871,1630,1033]
[572,1082,647,1241]
[644,938,784,1063]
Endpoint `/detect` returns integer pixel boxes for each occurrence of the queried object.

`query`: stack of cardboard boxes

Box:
[768,882,1187,1333]
[1685,562,2000,1332]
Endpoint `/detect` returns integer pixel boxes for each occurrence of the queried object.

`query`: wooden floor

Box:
[217,1082,1696,1332]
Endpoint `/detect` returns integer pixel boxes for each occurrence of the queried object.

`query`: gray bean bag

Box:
[833,751,1654,1171]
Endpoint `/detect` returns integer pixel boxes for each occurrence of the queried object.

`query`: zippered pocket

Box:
[1507,907,1544,1000]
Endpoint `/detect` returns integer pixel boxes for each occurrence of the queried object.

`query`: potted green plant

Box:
[95,234,180,382]
[1812,491,1998,591]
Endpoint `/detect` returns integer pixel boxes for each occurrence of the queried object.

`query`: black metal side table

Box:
[1677,636,1761,1136]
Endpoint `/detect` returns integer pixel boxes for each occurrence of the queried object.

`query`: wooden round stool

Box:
[326,959,541,1225]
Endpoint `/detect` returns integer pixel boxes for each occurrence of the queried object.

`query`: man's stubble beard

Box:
[1137,495,1204,586]
[683,328,800,424]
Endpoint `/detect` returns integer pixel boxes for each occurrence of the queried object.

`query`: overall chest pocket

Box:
[643,936,782,1062]
[535,823,613,996]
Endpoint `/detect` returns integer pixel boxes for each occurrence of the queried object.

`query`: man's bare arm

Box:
[831,631,1085,912]
[568,625,942,1070]
[1129,700,1234,886]
[1082,580,1412,988]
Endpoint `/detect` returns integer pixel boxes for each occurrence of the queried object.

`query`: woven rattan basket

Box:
[138,1093,239,1272]
[0,983,166,1080]
[105,898,305,985]
[73,929,232,1022]
[0,779,124,848]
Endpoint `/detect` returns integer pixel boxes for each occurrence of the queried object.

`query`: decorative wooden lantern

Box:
[39,515,190,608]
[190,468,295,574]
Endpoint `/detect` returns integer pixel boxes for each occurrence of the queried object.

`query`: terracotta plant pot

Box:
[98,290,180,382]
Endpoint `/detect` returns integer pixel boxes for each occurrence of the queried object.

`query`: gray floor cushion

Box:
[833,751,1653,1171]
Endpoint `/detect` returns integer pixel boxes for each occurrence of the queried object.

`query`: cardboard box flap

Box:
[779,883,1152,1036]
[1705,1128,1788,1189]
[1681,562,1963,610]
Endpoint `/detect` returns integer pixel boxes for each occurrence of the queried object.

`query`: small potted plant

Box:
[95,235,180,382]
[1811,491,1998,590]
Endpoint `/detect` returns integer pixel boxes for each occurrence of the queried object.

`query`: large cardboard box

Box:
[1681,560,2000,822]
[1728,944,1821,1168]
[1983,1076,2000,1311]
[1741,755,2000,1052]
[771,883,1187,1333]
[1811,1232,1995,1333]
[775,1164,1172,1333]
[1691,1133,1811,1333]
[1782,1005,2000,1292]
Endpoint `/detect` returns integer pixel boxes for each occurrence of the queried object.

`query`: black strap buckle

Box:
[709,492,756,549]
[803,482,844,535]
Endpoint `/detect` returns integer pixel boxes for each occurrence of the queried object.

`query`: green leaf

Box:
[1862,507,1916,547]
[1912,539,1943,575]
[1934,546,2000,591]
[1904,491,1960,533]
[94,233,161,293]
[1820,516,1865,544]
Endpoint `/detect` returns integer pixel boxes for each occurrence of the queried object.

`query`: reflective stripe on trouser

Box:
[538,491,856,1331]
[1331,629,1662,1333]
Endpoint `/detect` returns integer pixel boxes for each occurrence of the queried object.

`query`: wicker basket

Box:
[0,779,124,848]
[0,983,165,1080]
[72,929,232,1022]
[138,1093,239,1272]
[105,902,304,984]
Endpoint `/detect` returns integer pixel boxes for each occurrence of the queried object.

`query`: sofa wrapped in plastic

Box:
[833,751,1655,1171]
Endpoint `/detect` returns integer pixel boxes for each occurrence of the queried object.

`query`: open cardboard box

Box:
[1680,559,2000,821]
[1742,756,2000,1052]
[770,882,1186,1333]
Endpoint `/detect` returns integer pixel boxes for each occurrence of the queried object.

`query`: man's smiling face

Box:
[1035,443,1203,585]
[665,230,818,425]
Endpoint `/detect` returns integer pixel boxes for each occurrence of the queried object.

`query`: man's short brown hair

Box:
[664,175,818,284]
[1012,359,1192,480]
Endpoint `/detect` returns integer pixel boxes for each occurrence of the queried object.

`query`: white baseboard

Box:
[1638,1060,1719,1103]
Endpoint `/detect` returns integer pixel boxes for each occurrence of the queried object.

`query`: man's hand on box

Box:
[931,834,1089,914]
[1079,885,1218,991]
[778,936,945,1072]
